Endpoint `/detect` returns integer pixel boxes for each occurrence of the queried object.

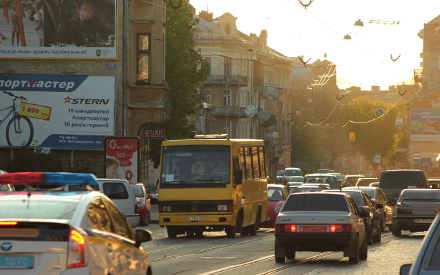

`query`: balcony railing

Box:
[212,106,246,117]
[204,75,248,85]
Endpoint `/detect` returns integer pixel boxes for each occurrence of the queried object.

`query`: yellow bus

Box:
[158,134,268,238]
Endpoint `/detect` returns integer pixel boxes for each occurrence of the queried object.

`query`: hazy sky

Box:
[189,0,440,89]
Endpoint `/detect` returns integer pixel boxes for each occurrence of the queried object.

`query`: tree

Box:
[339,97,405,168]
[148,1,210,159]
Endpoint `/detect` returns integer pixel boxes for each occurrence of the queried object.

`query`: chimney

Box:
[199,11,213,22]
[371,86,380,92]
[258,30,268,52]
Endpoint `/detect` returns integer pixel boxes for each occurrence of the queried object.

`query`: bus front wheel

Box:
[225,226,237,238]
[167,226,177,238]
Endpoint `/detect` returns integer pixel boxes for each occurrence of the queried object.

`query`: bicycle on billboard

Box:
[0,91,35,146]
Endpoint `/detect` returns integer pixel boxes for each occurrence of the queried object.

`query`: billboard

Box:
[0,0,116,59]
[105,137,139,182]
[410,110,440,142]
[0,74,115,149]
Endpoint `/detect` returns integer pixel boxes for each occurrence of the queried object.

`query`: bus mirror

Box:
[154,152,160,169]
[234,169,243,185]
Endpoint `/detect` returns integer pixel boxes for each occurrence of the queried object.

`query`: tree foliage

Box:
[148,1,210,159]
[339,97,405,167]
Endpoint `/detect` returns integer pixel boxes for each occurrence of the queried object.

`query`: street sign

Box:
[373,154,381,164]
[421,158,431,167]
[396,117,403,127]
[414,152,421,163]
[349,132,355,142]
[374,108,384,117]
[144,128,165,139]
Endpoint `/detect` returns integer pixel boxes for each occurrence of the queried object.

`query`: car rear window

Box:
[103,182,129,199]
[282,194,349,212]
[268,187,283,201]
[0,200,77,219]
[381,171,426,188]
[400,190,440,200]
[130,185,144,197]
[285,170,301,176]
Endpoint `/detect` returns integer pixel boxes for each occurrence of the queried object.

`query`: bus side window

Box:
[245,147,253,179]
[252,146,260,178]
[259,146,266,178]
[239,147,246,179]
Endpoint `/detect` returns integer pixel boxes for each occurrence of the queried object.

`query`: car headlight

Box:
[163,206,171,212]
[274,206,282,213]
[218,205,232,211]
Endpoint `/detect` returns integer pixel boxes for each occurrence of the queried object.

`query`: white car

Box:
[65,178,140,227]
[0,172,153,274]
[275,192,368,264]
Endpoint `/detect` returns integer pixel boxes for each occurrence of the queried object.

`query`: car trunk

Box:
[0,221,70,274]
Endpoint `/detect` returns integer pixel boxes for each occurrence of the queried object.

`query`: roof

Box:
[268,184,285,188]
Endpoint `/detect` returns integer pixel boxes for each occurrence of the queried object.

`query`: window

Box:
[103,182,129,199]
[259,146,266,178]
[88,198,113,232]
[224,90,231,106]
[137,34,150,82]
[245,147,253,179]
[225,122,232,136]
[283,194,349,212]
[104,200,132,238]
[224,57,231,75]
[252,146,260,178]
[201,57,211,75]
[205,89,211,104]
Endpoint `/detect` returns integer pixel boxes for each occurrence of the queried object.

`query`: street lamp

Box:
[245,106,257,138]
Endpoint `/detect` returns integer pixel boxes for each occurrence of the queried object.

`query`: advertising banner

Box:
[105,137,139,182]
[0,0,116,59]
[410,110,440,142]
[0,74,115,149]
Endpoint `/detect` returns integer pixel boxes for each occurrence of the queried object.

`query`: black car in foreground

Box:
[392,188,440,237]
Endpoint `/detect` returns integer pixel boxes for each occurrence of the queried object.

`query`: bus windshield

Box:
[161,145,230,186]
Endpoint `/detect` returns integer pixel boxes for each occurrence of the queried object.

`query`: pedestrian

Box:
[34,1,44,47]
[10,2,20,46]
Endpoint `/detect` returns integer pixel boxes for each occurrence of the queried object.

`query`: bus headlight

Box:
[218,205,228,211]
[163,206,172,212]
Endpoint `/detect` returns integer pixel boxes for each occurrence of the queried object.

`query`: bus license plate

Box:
[186,217,204,221]
[300,226,327,232]
[0,256,34,269]
[414,219,433,223]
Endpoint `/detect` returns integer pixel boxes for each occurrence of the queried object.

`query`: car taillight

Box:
[330,224,352,233]
[371,200,377,208]
[68,227,86,268]
[0,221,17,226]
[275,224,296,233]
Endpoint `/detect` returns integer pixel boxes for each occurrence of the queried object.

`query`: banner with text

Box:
[410,109,440,142]
[0,0,116,59]
[0,74,115,149]
[105,137,139,182]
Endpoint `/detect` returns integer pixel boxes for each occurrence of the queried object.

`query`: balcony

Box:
[260,115,277,126]
[212,106,246,117]
[204,75,248,85]
[263,84,279,99]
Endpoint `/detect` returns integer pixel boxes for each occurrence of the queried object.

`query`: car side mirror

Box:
[234,169,243,185]
[399,264,411,275]
[135,229,152,247]
[376,203,384,209]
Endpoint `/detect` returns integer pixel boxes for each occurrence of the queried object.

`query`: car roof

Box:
[268,184,285,188]
[345,175,364,178]
[0,191,96,202]
[305,173,337,177]
[344,186,377,190]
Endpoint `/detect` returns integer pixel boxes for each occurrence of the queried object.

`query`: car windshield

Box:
[288,177,303,182]
[161,145,230,186]
[381,171,425,188]
[285,170,301,176]
[277,171,284,176]
[282,194,348,212]
[400,190,440,200]
[0,200,77,219]
[130,185,144,197]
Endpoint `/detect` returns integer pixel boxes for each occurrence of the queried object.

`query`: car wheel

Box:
[349,237,360,264]
[366,229,373,245]
[388,224,393,232]
[392,223,401,237]
[139,212,150,226]
[167,226,177,238]
[380,214,386,232]
[373,224,381,243]
[247,210,261,236]
[195,227,204,237]
[359,237,368,260]
[275,257,285,263]
[225,226,237,238]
